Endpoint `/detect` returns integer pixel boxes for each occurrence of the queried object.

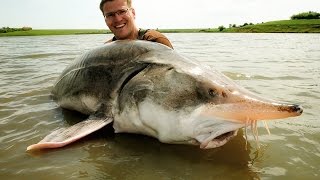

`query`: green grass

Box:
[0,28,221,37]
[1,19,319,36]
[225,19,320,33]
[261,19,320,25]
[0,29,111,36]
[157,28,220,33]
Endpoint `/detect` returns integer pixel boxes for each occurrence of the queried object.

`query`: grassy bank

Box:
[0,29,110,37]
[0,28,220,37]
[225,19,320,33]
[1,19,319,37]
[157,28,220,33]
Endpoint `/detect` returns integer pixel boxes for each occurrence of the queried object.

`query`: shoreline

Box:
[1,19,319,37]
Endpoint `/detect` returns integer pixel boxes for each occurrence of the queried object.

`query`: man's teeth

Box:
[116,24,125,28]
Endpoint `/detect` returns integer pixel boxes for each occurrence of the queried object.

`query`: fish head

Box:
[190,67,303,148]
[117,56,303,149]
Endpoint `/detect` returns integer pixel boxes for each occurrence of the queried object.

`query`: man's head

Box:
[100,0,138,40]
[100,0,132,12]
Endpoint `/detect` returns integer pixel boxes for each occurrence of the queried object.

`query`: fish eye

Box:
[222,91,228,98]
[208,88,218,97]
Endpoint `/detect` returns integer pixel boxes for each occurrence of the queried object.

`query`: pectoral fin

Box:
[27,117,113,151]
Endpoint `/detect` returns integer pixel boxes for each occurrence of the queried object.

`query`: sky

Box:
[1,0,320,29]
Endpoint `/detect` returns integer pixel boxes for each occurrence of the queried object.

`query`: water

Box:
[0,33,319,179]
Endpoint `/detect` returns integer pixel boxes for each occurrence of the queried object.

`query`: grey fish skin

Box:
[51,41,155,114]
[27,40,303,151]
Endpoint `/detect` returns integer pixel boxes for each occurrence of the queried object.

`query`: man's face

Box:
[102,0,137,40]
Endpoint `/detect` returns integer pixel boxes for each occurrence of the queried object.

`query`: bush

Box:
[228,24,237,28]
[239,22,254,27]
[291,11,320,19]
[22,27,32,31]
[1,27,13,33]
[0,26,32,33]
[218,25,225,31]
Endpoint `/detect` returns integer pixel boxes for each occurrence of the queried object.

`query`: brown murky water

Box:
[1,33,319,179]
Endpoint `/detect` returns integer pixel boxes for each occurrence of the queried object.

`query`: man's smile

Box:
[115,23,126,29]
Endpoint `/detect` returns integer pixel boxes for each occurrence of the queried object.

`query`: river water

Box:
[0,33,319,179]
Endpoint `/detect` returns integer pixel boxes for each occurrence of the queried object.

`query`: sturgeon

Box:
[27,40,303,151]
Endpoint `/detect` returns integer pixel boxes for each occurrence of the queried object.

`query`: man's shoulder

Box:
[144,29,165,38]
[142,29,169,41]
[142,29,173,49]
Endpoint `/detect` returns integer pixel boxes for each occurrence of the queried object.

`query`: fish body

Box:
[27,40,303,151]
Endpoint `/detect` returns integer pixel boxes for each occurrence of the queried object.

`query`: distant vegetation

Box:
[1,11,319,36]
[218,26,226,32]
[223,19,320,33]
[216,11,320,33]
[0,26,32,33]
[0,29,110,36]
[291,11,320,20]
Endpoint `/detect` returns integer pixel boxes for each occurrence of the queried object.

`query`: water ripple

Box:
[14,53,63,59]
[0,33,319,179]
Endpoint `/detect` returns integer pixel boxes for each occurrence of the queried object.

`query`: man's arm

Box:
[143,30,173,49]
[104,29,173,49]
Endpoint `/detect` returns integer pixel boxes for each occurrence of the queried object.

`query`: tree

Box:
[218,25,225,31]
[22,27,32,31]
[291,11,320,19]
[0,26,33,33]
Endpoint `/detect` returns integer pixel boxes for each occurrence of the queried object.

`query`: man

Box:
[99,0,173,49]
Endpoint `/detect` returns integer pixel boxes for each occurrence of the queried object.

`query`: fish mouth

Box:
[194,120,244,149]
[192,100,303,149]
[197,130,239,149]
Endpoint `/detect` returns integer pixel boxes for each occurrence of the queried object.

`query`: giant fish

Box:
[27,40,303,151]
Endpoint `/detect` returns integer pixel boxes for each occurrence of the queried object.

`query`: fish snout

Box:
[215,86,304,122]
[198,101,303,124]
[235,102,304,122]
[286,104,303,115]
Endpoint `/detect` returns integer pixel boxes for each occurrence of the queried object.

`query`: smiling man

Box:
[100,0,173,48]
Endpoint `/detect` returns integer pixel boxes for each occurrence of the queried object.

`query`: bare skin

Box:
[102,0,139,40]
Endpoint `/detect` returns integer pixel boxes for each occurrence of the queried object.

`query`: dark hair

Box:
[100,0,132,13]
